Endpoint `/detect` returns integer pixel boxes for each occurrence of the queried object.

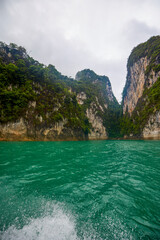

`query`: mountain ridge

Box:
[0,42,120,141]
[1,36,160,140]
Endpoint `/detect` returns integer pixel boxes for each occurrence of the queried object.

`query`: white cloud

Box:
[0,0,160,101]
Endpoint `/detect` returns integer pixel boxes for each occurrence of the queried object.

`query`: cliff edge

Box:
[122,36,160,139]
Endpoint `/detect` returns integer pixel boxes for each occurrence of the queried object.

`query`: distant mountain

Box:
[0,42,120,140]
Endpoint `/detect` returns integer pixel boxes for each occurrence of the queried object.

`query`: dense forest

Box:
[0,42,121,139]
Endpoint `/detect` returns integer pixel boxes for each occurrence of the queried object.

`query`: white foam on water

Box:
[1,204,79,240]
[1,216,78,240]
[0,208,134,240]
[0,197,134,240]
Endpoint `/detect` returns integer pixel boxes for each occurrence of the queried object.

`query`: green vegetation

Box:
[121,36,160,137]
[74,69,122,138]
[121,77,160,136]
[123,36,160,99]
[127,36,160,69]
[0,42,122,138]
[0,42,91,135]
[0,61,35,122]
[2,36,159,139]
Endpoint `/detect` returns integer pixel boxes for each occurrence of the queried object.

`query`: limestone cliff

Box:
[122,36,160,139]
[86,103,107,140]
[142,111,160,139]
[0,118,87,141]
[0,118,27,141]
[75,69,120,139]
[76,91,108,139]
[0,43,119,141]
[123,56,149,115]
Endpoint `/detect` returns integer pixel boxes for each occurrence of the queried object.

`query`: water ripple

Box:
[0,140,160,239]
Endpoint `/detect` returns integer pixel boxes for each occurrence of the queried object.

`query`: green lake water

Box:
[0,140,160,239]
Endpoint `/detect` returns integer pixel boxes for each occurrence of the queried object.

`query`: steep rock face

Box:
[143,111,160,139]
[105,83,114,102]
[122,36,160,138]
[75,69,120,138]
[76,90,108,139]
[123,57,149,115]
[86,103,107,140]
[0,117,87,141]
[123,55,160,115]
[0,118,27,140]
[76,92,87,105]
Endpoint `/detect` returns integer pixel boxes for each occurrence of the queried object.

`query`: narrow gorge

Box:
[0,36,160,140]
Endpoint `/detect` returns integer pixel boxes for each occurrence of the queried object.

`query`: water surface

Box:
[0,140,160,239]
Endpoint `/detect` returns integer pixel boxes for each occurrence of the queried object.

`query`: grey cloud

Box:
[124,19,159,48]
[0,0,160,101]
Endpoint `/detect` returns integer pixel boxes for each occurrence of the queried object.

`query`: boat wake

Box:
[0,201,79,240]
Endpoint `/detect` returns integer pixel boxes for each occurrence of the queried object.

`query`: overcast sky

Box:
[0,0,160,101]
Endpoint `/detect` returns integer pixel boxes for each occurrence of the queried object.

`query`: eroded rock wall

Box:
[123,57,149,115]
[0,118,28,140]
[0,118,87,141]
[143,111,160,139]
[86,103,108,140]
[122,36,160,139]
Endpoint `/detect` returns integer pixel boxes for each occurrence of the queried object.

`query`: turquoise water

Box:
[0,140,160,240]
